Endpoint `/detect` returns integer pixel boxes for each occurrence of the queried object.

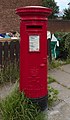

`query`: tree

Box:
[42,0,59,19]
[63,8,70,20]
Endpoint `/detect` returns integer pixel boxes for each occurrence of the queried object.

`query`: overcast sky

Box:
[55,0,70,11]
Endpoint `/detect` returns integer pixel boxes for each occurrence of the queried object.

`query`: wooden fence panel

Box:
[10,41,16,63]
[4,41,8,61]
[0,42,2,65]
[0,40,19,66]
[15,41,20,62]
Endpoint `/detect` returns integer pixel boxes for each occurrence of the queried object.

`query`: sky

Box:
[55,0,70,11]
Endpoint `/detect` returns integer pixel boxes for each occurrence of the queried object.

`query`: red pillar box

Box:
[16,6,52,110]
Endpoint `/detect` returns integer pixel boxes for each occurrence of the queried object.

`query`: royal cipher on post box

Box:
[16,6,52,110]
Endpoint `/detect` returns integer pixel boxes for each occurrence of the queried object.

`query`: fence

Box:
[0,39,19,66]
[0,39,52,67]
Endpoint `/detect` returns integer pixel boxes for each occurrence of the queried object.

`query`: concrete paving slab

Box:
[0,82,17,99]
[49,82,70,100]
[48,110,66,120]
[48,100,70,120]
[64,97,70,105]
[59,103,70,118]
[49,69,70,88]
[53,101,70,117]
[53,101,65,110]
[60,64,70,74]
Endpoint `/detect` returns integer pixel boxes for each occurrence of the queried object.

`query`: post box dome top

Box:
[16,6,52,19]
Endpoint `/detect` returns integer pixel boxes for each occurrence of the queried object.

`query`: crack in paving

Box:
[60,69,70,75]
[53,80,70,89]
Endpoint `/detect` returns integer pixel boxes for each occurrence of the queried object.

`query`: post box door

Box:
[20,24,48,98]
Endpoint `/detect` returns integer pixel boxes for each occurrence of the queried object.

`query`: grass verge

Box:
[48,86,59,107]
[48,76,56,84]
[0,84,44,120]
[0,83,58,120]
[48,76,59,107]
[49,59,70,69]
[0,62,19,84]
[0,63,59,120]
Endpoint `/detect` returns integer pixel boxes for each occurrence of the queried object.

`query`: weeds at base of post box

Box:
[0,83,58,120]
[0,84,45,120]
[48,86,59,107]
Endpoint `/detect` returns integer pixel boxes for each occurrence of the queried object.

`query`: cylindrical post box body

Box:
[16,6,52,110]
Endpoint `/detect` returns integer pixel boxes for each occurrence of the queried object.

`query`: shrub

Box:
[65,33,70,59]
[55,32,70,60]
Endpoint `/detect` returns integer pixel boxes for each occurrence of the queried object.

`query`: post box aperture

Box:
[16,6,52,111]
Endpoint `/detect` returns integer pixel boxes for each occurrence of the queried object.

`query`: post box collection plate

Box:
[29,35,40,52]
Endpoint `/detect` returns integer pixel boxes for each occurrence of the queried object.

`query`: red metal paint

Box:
[16,6,52,98]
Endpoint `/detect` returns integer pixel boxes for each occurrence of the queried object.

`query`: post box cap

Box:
[16,6,52,18]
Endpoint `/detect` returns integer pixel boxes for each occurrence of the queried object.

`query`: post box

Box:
[16,6,52,110]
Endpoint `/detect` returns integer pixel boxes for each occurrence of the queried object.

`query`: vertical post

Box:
[0,42,2,66]
[10,41,15,63]
[4,41,8,61]
[15,41,20,62]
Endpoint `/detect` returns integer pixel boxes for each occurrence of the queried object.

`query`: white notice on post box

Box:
[29,35,40,52]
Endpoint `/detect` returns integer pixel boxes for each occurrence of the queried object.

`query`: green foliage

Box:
[49,59,70,70]
[49,60,65,69]
[55,32,70,60]
[48,86,59,106]
[0,62,19,84]
[54,32,65,38]
[0,84,58,120]
[42,0,59,19]
[0,85,44,120]
[59,32,70,59]
[48,76,59,106]
[65,33,70,58]
[65,59,70,64]
[35,112,45,120]
[48,76,56,84]
[63,8,70,20]
[0,62,59,120]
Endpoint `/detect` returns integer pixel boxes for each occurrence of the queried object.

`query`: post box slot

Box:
[27,25,42,29]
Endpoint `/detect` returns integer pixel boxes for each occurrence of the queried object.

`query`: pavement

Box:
[0,82,17,99]
[45,64,70,120]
